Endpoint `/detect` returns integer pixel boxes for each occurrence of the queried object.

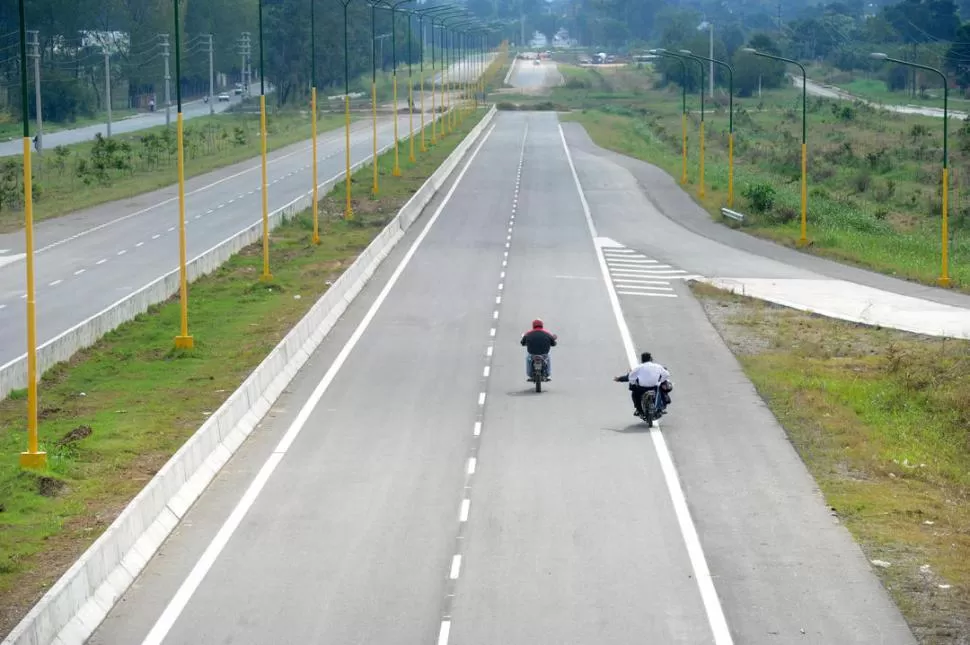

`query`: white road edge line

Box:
[137,122,498,645]
[558,123,733,645]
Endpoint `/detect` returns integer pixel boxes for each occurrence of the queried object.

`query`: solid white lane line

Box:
[460,499,470,522]
[137,122,498,645]
[559,123,733,645]
[449,555,462,579]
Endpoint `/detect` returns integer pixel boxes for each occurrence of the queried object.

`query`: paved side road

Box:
[86,111,915,645]
[794,74,968,119]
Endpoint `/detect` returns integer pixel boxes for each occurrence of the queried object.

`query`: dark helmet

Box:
[532,318,544,329]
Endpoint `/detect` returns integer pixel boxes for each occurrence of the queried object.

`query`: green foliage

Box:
[742,182,777,213]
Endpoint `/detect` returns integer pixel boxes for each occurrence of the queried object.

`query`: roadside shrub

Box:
[742,182,776,213]
[853,170,872,194]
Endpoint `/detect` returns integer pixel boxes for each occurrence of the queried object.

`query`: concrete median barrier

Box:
[1,105,496,645]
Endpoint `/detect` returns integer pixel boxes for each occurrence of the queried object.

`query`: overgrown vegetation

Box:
[692,281,970,644]
[558,64,970,289]
[0,106,486,636]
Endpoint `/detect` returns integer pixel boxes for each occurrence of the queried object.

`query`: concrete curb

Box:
[1,105,497,645]
[0,111,454,402]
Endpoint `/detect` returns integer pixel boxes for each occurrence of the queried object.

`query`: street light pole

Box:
[17,0,45,469]
[389,0,412,176]
[173,0,193,349]
[340,0,357,219]
[368,0,383,195]
[651,48,691,187]
[685,50,736,208]
[744,48,808,246]
[677,51,705,197]
[872,52,950,286]
[311,0,320,244]
[406,8,416,162]
[258,0,272,280]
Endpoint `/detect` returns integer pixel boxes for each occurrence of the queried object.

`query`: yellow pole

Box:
[260,94,272,280]
[392,75,401,176]
[20,138,45,469]
[408,81,416,162]
[421,70,427,151]
[699,121,705,198]
[432,69,438,144]
[681,114,687,185]
[372,80,379,194]
[941,168,950,286]
[311,87,320,244]
[728,133,735,208]
[799,142,808,247]
[344,94,353,220]
[443,65,450,135]
[174,113,193,349]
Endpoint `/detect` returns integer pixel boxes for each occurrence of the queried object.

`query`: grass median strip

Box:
[0,107,485,636]
[550,63,970,291]
[0,110,349,233]
[691,281,970,644]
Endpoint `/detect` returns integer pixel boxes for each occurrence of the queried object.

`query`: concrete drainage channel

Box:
[0,112,451,402]
[1,105,497,645]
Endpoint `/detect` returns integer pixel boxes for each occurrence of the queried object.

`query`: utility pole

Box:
[28,29,42,153]
[240,32,252,96]
[206,34,215,114]
[105,48,112,136]
[161,33,171,126]
[709,23,714,97]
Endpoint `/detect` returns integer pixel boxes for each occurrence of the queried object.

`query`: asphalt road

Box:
[0,91,245,158]
[0,56,492,372]
[87,111,917,645]
[508,57,563,89]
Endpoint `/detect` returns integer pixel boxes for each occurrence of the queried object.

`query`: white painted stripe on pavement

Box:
[449,555,462,579]
[138,121,498,645]
[617,291,678,298]
[478,392,486,405]
[460,499,470,522]
[559,123,733,645]
[467,457,476,474]
[614,279,671,285]
[616,284,674,291]
[437,621,451,645]
[473,421,481,436]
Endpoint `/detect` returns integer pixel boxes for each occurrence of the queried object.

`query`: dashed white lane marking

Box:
[217,203,225,209]
[498,283,504,290]
[195,215,202,220]
[473,421,482,436]
[486,346,493,357]
[136,242,144,247]
[466,458,476,474]
[460,499,471,522]
[167,227,175,232]
[493,311,498,320]
[49,280,62,286]
[483,365,490,377]
[152,234,161,240]
[478,392,486,406]
[437,621,451,645]
[495,296,501,304]
[559,123,733,644]
[449,555,462,579]
[96,259,107,265]
[74,269,85,276]
[117,250,127,256]
[0,304,5,310]
[20,294,25,299]
[489,328,496,337]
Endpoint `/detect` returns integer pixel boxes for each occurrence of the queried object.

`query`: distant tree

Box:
[945,22,970,87]
[883,0,960,43]
[733,33,787,97]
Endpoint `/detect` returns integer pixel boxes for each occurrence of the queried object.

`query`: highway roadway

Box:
[87,110,917,644]
[0,59,489,371]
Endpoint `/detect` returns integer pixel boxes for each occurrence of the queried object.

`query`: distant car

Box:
[218,93,231,102]
[233,87,243,95]
[533,59,540,65]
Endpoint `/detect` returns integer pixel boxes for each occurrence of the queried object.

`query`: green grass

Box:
[692,282,970,643]
[0,110,349,234]
[555,65,970,291]
[0,107,486,635]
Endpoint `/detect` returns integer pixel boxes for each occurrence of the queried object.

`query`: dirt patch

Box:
[56,425,92,446]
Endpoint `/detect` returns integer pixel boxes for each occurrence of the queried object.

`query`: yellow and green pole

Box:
[341,0,355,219]
[310,0,320,243]
[746,48,808,246]
[651,49,689,186]
[418,12,428,152]
[173,0,194,348]
[871,53,949,285]
[685,50,736,208]
[258,0,272,279]
[389,0,412,176]
[406,7,416,162]
[17,0,44,469]
[678,51,706,198]
[369,0,379,195]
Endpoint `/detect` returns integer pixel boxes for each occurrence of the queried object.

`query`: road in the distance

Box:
[507,56,563,90]
[85,111,916,645]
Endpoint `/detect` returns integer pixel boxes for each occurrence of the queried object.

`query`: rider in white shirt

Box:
[614,352,672,417]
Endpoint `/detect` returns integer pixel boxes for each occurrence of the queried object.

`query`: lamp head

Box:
[870,52,888,60]
[741,47,757,54]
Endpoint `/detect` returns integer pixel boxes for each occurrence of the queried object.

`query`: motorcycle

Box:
[530,354,549,393]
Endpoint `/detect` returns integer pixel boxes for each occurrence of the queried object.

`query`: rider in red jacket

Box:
[520,318,557,380]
